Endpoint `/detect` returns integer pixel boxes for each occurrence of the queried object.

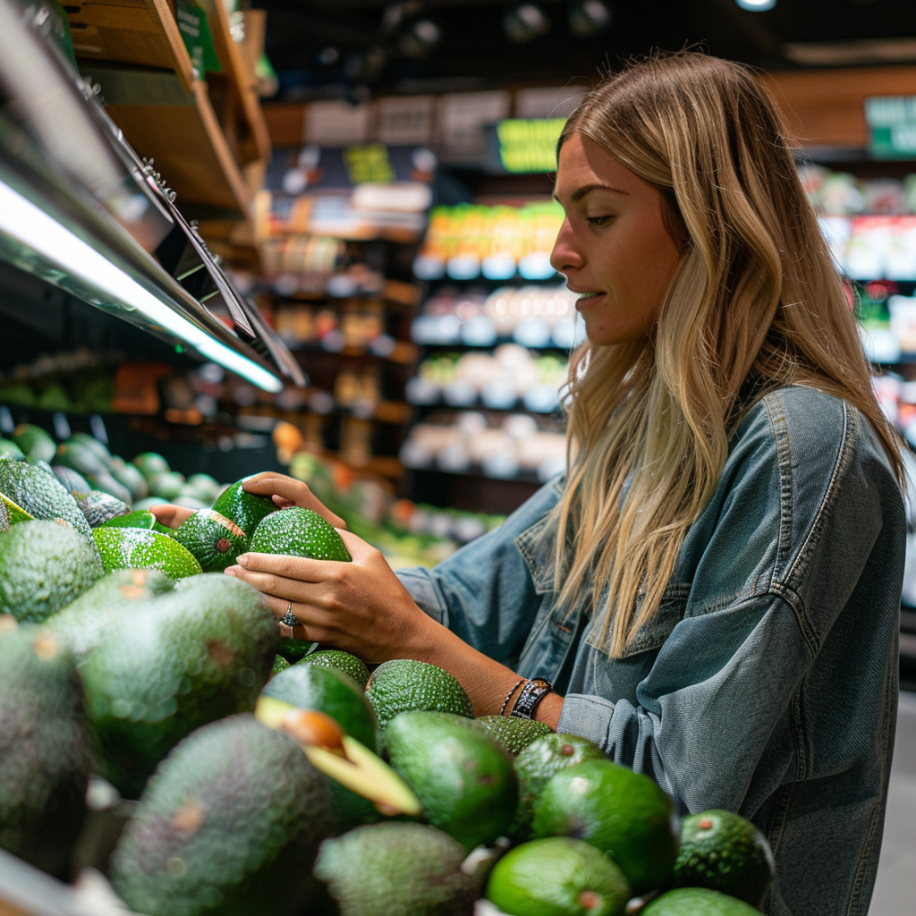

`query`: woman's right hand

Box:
[241,472,347,529]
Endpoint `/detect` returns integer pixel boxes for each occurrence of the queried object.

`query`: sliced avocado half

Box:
[255,695,422,817]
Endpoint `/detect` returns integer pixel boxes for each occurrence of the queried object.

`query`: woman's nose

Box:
[550,220,584,274]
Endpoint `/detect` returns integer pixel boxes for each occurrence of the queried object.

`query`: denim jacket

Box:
[397,386,906,916]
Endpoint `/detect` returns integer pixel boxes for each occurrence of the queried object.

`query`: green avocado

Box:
[295,649,371,690]
[0,520,104,624]
[0,457,94,542]
[47,568,176,660]
[674,809,775,907]
[262,664,378,753]
[173,509,248,572]
[314,822,483,916]
[249,507,350,562]
[92,526,202,580]
[11,424,56,463]
[101,509,174,535]
[213,480,279,539]
[0,624,92,879]
[475,716,554,757]
[79,574,278,797]
[110,714,333,916]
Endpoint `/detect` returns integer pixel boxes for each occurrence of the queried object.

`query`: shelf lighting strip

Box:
[0,177,283,393]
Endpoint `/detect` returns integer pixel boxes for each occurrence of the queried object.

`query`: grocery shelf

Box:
[66,0,195,92]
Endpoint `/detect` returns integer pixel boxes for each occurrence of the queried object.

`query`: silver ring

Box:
[279,600,298,628]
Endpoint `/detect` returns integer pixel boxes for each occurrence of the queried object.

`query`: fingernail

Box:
[237,554,249,567]
[224,566,239,576]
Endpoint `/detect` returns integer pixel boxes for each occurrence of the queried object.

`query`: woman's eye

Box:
[586,215,611,228]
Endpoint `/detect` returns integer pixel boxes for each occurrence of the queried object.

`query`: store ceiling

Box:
[253,0,916,100]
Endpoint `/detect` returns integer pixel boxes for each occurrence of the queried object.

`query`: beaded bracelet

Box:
[500,678,526,716]
[510,677,553,719]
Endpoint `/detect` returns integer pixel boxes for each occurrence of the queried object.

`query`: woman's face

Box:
[551,133,684,347]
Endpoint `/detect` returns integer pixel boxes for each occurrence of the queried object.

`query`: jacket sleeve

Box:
[558,394,905,815]
[395,478,562,666]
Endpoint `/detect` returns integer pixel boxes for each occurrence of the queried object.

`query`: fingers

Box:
[242,473,347,529]
[262,593,333,644]
[235,551,327,583]
[336,528,380,563]
[148,503,195,529]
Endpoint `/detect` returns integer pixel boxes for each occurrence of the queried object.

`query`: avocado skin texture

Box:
[77,490,132,528]
[0,520,104,624]
[386,711,517,850]
[212,481,279,539]
[111,714,333,916]
[641,887,762,916]
[365,658,473,750]
[475,716,554,757]
[92,527,202,580]
[47,569,176,660]
[249,507,350,561]
[173,509,248,572]
[314,822,481,916]
[296,649,371,689]
[673,810,775,907]
[0,457,94,542]
[0,626,92,879]
[79,574,278,798]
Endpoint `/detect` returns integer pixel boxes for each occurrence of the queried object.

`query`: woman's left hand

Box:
[224,528,436,663]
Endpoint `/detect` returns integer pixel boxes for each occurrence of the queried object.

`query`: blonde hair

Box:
[553,50,904,658]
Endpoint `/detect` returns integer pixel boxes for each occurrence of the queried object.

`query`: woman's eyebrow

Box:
[553,183,630,203]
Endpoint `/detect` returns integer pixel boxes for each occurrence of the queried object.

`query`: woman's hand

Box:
[224,528,434,663]
[241,472,347,529]
[148,503,195,530]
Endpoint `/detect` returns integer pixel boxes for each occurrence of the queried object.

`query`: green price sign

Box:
[343,144,396,184]
[496,118,566,173]
[865,96,916,159]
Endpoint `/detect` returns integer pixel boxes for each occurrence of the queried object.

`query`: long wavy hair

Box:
[552,50,905,658]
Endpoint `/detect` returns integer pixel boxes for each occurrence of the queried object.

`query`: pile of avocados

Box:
[0,424,777,916]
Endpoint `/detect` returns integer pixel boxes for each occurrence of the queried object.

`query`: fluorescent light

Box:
[0,177,282,393]
[735,0,775,9]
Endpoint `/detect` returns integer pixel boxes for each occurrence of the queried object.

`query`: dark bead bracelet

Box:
[510,676,553,719]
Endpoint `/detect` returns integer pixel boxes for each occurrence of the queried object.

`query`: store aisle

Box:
[871,690,916,914]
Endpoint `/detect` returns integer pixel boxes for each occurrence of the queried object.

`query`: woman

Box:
[156,52,906,915]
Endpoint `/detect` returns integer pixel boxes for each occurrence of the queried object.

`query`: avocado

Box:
[173,509,248,572]
[0,520,104,624]
[277,636,319,664]
[87,470,133,505]
[92,526,202,579]
[131,452,170,480]
[47,568,175,659]
[272,654,291,676]
[79,574,278,797]
[0,457,94,541]
[213,480,279,539]
[296,648,371,689]
[641,887,763,916]
[11,424,56,463]
[0,624,92,879]
[0,438,25,460]
[249,507,350,561]
[147,471,185,501]
[100,509,173,535]
[53,439,109,482]
[386,710,517,850]
[674,809,775,907]
[475,716,554,757]
[510,732,608,842]
[51,465,92,497]
[365,658,473,748]
[111,714,333,916]
[314,822,483,916]
[107,457,149,502]
[77,490,132,527]
[262,664,378,753]
[66,433,113,467]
